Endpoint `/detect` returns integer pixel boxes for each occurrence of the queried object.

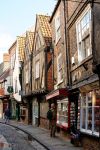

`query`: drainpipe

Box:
[63,0,70,87]
[45,47,47,90]
[63,0,71,129]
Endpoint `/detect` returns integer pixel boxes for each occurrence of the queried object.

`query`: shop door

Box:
[32,105,38,126]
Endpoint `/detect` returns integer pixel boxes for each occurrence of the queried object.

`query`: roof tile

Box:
[37,15,52,46]
[17,36,26,61]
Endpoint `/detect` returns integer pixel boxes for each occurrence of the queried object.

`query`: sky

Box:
[0,0,56,63]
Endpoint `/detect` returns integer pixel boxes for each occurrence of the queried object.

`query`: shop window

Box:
[57,99,68,128]
[76,6,92,63]
[80,89,100,136]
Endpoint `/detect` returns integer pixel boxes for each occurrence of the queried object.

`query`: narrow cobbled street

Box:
[0,123,46,150]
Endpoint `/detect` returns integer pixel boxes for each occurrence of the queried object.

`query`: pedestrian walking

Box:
[4,107,10,124]
[47,103,56,137]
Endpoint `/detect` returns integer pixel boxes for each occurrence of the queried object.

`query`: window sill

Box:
[80,129,99,138]
[71,54,93,72]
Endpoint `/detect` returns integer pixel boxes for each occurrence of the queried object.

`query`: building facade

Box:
[46,0,71,137]
[0,54,10,118]
[32,15,53,128]
[22,29,34,124]
[8,41,18,120]
[67,0,100,149]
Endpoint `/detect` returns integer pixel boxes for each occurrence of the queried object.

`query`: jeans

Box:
[5,116,10,123]
[50,120,56,137]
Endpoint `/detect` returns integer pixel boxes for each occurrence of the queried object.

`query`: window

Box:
[55,11,61,43]
[57,53,63,84]
[35,60,40,79]
[36,35,41,50]
[57,99,68,128]
[76,7,92,63]
[80,89,100,136]
[11,54,15,69]
[26,70,28,84]
[25,64,28,84]
[15,78,18,93]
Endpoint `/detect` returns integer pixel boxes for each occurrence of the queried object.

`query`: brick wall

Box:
[93,3,100,65]
[47,52,53,91]
[50,1,67,88]
[3,53,10,62]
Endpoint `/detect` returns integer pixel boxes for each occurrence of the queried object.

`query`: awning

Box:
[46,88,68,100]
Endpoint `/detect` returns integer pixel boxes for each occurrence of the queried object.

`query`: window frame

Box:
[76,5,92,63]
[55,10,61,44]
[35,60,40,79]
[80,90,100,137]
[57,99,69,128]
[25,64,29,84]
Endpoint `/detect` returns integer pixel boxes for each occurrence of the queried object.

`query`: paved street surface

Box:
[0,123,46,150]
[0,134,12,150]
[0,119,83,150]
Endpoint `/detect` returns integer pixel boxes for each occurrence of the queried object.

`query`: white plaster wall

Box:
[4,76,10,95]
[13,42,21,102]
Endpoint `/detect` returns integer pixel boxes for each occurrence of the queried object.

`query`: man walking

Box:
[4,107,10,124]
[49,103,56,137]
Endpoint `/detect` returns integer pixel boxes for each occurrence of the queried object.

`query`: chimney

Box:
[3,53,10,62]
[3,53,10,71]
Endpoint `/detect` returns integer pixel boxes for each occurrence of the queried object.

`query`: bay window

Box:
[76,6,92,63]
[80,89,100,136]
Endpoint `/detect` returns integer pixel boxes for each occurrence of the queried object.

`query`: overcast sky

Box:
[0,0,56,63]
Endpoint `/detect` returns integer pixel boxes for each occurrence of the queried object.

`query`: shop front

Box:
[46,88,70,136]
[79,81,100,150]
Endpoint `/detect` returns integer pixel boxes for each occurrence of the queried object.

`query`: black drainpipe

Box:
[45,47,47,90]
[63,0,70,87]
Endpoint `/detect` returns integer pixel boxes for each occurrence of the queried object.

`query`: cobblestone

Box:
[0,124,42,150]
[0,120,83,150]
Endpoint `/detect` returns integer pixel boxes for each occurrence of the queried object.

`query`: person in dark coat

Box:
[4,107,10,124]
[49,103,56,137]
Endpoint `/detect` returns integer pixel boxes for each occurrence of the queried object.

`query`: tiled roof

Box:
[17,36,26,61]
[26,31,34,54]
[0,68,10,81]
[37,15,52,46]
[0,63,4,76]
